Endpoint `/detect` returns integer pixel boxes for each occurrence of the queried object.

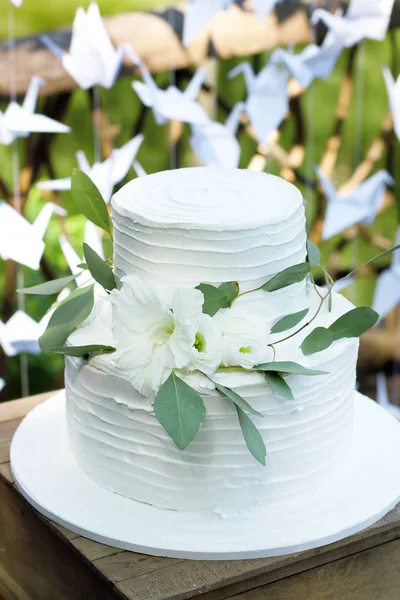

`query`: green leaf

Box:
[236,407,266,466]
[83,243,117,291]
[218,281,239,308]
[77,262,88,269]
[328,307,379,340]
[17,274,80,295]
[196,283,229,317]
[263,371,294,400]
[324,272,333,312]
[307,240,321,267]
[71,170,112,236]
[39,284,95,352]
[256,361,327,376]
[154,373,206,450]
[300,327,334,356]
[49,345,116,359]
[214,382,264,417]
[270,308,309,334]
[262,263,310,293]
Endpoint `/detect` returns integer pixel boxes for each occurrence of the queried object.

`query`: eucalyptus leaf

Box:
[17,274,80,295]
[154,372,206,450]
[270,308,309,334]
[300,327,334,356]
[307,240,321,267]
[196,283,229,317]
[236,406,266,466]
[263,371,294,400]
[39,284,95,352]
[71,169,112,236]
[83,243,117,291]
[328,307,379,340]
[50,345,116,359]
[218,281,239,308]
[214,382,264,417]
[262,263,310,293]
[256,361,327,376]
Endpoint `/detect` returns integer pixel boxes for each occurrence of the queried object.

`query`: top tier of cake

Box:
[112,168,307,292]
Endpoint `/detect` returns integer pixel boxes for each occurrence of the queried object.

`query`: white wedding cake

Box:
[65,167,359,514]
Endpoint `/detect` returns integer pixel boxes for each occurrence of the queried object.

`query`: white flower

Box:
[190,314,223,375]
[109,275,204,397]
[213,304,273,369]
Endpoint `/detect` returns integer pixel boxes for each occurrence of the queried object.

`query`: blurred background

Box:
[0,0,399,408]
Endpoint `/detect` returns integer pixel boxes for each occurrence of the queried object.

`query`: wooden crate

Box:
[1,391,400,600]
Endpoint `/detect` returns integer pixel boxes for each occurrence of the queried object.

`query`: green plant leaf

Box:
[39,284,95,352]
[236,406,266,466]
[154,372,206,450]
[214,382,264,417]
[324,272,333,312]
[263,371,294,400]
[77,262,88,269]
[307,240,321,267]
[196,283,229,316]
[71,169,112,236]
[17,274,80,295]
[256,361,327,376]
[270,308,309,334]
[218,281,239,308]
[83,243,117,291]
[49,345,116,359]
[262,263,310,293]
[328,307,379,340]
[300,327,334,356]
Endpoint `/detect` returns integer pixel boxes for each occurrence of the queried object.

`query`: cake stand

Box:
[10,390,400,560]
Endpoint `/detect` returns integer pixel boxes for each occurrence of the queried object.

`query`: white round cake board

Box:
[10,390,400,560]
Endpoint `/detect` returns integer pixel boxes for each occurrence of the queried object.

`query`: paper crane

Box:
[0,378,4,393]
[0,311,48,357]
[253,0,282,19]
[0,202,66,270]
[372,227,400,320]
[190,103,245,168]
[0,76,70,146]
[228,62,289,144]
[311,0,395,47]
[316,167,394,240]
[383,67,400,142]
[270,32,343,89]
[376,372,400,420]
[10,0,23,7]
[40,3,139,90]
[60,221,105,290]
[183,0,233,46]
[132,66,209,126]
[38,134,144,204]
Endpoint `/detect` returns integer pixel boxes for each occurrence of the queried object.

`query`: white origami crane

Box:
[60,221,105,290]
[0,378,4,393]
[372,227,400,320]
[40,3,139,90]
[38,134,144,204]
[10,0,23,7]
[0,311,48,357]
[253,0,282,19]
[183,0,233,46]
[190,103,245,168]
[376,372,400,420]
[228,62,289,144]
[0,201,67,270]
[311,0,395,47]
[132,66,209,126]
[271,32,343,89]
[316,167,394,240]
[383,67,400,142]
[0,76,70,146]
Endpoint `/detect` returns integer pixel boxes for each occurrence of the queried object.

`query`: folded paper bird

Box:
[229,61,289,144]
[10,0,23,7]
[0,76,70,146]
[0,311,48,357]
[0,202,66,270]
[59,221,105,291]
[372,227,400,320]
[183,0,233,46]
[253,0,282,20]
[0,378,4,393]
[376,372,400,420]
[316,167,393,240]
[383,67,400,142]
[41,3,139,90]
[132,66,209,126]
[311,0,394,47]
[271,32,343,89]
[190,103,245,168]
[38,135,144,204]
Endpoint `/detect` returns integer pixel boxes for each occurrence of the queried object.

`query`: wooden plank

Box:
[0,418,23,442]
[0,564,33,600]
[228,539,400,600]
[0,462,13,483]
[70,537,123,562]
[0,390,55,423]
[94,552,183,584]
